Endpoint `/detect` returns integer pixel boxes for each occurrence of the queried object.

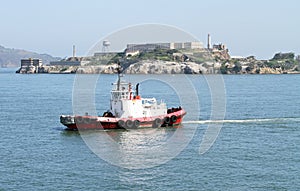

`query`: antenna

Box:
[102,40,110,52]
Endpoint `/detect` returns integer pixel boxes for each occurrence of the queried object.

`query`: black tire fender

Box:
[164,117,170,124]
[152,118,162,128]
[133,120,140,128]
[171,115,177,123]
[126,120,134,128]
[118,120,125,128]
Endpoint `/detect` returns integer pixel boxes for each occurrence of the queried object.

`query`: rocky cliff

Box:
[36,57,300,75]
[124,60,208,74]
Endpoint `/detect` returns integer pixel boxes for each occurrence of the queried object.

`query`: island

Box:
[15,39,300,74]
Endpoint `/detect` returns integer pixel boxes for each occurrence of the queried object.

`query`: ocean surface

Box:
[1,68,300,190]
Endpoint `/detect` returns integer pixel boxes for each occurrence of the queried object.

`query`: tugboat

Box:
[60,67,186,130]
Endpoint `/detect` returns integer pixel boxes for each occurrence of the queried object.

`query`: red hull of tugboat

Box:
[61,109,186,131]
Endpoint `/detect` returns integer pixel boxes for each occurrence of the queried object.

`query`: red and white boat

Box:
[60,72,186,130]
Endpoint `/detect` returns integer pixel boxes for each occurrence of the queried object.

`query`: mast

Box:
[117,62,121,91]
[136,83,139,96]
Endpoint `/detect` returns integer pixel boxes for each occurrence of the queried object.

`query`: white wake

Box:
[183,117,300,124]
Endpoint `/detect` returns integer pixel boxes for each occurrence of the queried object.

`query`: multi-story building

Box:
[21,58,42,67]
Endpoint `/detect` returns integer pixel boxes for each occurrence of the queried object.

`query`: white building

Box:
[126,42,203,52]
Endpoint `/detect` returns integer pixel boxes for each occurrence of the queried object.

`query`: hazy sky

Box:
[0,0,299,59]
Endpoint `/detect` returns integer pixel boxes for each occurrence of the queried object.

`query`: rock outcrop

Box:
[75,64,119,74]
[34,64,120,74]
[124,60,208,74]
[16,65,37,74]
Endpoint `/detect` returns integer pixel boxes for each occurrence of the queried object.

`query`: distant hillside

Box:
[0,45,60,68]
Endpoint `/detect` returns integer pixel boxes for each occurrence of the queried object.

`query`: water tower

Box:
[102,40,110,52]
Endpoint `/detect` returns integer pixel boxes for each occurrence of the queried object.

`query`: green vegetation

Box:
[60,67,68,72]
[272,52,294,60]
[85,53,123,66]
[90,48,215,68]
[220,63,228,74]
[220,60,242,74]
[232,62,242,74]
[136,48,178,61]
[264,52,298,70]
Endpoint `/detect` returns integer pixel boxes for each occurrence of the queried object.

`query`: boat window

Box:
[142,99,156,105]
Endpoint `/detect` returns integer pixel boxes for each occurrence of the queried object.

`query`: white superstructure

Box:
[110,76,167,119]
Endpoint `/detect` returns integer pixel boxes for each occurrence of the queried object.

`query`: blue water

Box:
[1,68,300,190]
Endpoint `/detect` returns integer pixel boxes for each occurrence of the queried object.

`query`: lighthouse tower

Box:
[207,34,211,50]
